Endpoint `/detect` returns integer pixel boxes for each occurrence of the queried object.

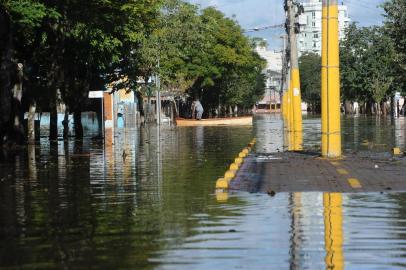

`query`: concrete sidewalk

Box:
[231,151,406,193]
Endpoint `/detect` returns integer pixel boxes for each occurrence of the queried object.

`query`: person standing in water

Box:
[192,99,204,120]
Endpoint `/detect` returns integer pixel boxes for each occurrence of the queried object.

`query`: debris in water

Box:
[267,189,276,197]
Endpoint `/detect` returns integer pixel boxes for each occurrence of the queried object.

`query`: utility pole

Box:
[280,34,288,118]
[282,1,290,126]
[286,0,303,151]
[321,0,341,157]
[281,36,286,118]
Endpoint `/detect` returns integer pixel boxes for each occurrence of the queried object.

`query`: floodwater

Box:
[1,115,406,269]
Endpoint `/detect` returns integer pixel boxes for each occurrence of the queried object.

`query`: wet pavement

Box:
[1,114,406,269]
[232,151,406,193]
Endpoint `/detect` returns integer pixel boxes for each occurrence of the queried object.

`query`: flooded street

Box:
[1,115,406,269]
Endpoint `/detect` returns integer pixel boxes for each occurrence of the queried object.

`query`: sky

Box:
[187,0,386,50]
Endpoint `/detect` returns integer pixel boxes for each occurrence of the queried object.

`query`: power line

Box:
[244,23,284,33]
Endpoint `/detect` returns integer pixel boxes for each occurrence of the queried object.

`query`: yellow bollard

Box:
[224,170,237,181]
[235,157,243,165]
[321,0,341,158]
[242,148,249,155]
[216,178,229,189]
[239,152,247,158]
[229,163,239,171]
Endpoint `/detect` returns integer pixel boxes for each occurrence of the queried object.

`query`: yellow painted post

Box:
[291,69,303,151]
[322,0,342,157]
[287,71,293,131]
[288,77,294,151]
[288,0,303,151]
[323,193,344,270]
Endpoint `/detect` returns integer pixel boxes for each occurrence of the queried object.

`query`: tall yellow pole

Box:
[288,0,303,151]
[288,76,295,151]
[322,0,341,157]
[323,193,344,270]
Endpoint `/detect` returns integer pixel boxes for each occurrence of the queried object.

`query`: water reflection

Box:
[254,114,284,153]
[324,193,344,270]
[1,116,406,269]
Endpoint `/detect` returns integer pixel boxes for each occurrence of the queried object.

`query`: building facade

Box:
[297,0,350,56]
[255,46,283,111]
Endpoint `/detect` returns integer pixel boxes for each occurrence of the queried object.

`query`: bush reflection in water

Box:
[1,115,406,269]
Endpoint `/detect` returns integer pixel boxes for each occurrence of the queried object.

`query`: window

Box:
[312,22,316,27]
[314,33,319,38]
[313,42,317,48]
[312,11,316,19]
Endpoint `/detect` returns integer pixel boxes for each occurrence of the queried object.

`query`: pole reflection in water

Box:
[28,144,37,182]
[104,126,115,180]
[324,193,344,270]
[289,192,303,270]
[215,190,229,202]
[157,125,162,198]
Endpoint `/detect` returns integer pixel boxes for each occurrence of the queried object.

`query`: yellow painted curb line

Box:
[348,178,362,189]
[337,168,349,175]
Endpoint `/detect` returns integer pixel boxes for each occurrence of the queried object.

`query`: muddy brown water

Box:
[1,115,406,269]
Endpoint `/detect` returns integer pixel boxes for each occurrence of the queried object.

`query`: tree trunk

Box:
[12,63,25,144]
[28,144,37,181]
[147,96,152,122]
[400,98,406,116]
[63,105,69,139]
[74,110,83,138]
[49,100,58,140]
[0,9,13,146]
[366,100,373,115]
[28,101,36,144]
[381,101,386,116]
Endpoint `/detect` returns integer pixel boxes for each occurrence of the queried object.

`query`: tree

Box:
[1,0,265,145]
[299,52,321,113]
[340,23,398,114]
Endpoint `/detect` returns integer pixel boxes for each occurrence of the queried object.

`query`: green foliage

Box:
[383,0,406,95]
[340,23,398,104]
[299,52,321,111]
[2,0,265,125]
[133,1,266,112]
